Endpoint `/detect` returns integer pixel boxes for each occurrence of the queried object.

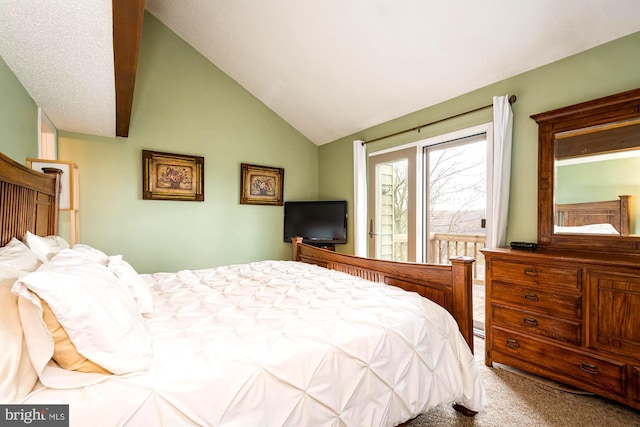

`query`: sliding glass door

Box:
[423,134,487,265]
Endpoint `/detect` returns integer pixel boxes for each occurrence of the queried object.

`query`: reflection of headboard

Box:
[555,195,630,235]
[0,152,60,246]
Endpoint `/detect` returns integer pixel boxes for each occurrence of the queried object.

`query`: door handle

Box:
[369,219,377,238]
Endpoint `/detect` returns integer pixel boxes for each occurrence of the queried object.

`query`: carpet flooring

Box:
[404,336,640,426]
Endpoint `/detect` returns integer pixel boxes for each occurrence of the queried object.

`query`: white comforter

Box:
[23,260,486,426]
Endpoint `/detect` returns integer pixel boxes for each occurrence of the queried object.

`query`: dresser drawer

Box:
[491,259,580,291]
[491,303,581,345]
[491,327,626,396]
[492,281,582,319]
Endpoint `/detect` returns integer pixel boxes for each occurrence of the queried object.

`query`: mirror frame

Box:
[531,87,640,254]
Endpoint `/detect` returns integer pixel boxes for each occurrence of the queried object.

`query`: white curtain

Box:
[488,95,514,248]
[353,140,367,256]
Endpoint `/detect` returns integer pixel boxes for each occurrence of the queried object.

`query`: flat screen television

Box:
[283,201,347,245]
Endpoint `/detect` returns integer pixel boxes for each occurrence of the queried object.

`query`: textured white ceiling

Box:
[0,0,115,137]
[1,1,640,144]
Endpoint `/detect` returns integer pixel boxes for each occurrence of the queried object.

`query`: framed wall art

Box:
[142,150,204,201]
[240,163,284,206]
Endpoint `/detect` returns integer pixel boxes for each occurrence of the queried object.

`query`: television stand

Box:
[308,243,335,251]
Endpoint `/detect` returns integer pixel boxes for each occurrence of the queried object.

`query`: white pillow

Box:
[108,255,154,314]
[0,238,42,279]
[13,249,152,377]
[71,243,110,264]
[22,231,70,263]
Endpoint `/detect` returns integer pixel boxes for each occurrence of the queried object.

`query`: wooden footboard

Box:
[292,237,475,353]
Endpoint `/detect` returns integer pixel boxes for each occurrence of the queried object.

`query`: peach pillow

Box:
[40,299,111,375]
[0,239,41,403]
[0,278,38,402]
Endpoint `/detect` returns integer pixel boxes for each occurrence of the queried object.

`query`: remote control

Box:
[510,241,537,250]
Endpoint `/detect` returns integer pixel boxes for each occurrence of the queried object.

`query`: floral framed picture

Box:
[142,150,204,201]
[240,163,284,206]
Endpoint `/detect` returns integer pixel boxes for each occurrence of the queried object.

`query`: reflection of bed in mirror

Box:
[554,195,630,235]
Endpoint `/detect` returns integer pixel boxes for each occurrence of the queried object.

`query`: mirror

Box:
[532,88,640,253]
[554,119,640,236]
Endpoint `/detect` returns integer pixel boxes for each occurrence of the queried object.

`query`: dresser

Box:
[482,248,640,410]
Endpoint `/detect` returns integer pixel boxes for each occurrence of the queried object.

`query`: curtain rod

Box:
[361,94,517,145]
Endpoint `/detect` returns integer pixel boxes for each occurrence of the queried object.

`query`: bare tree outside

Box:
[428,142,486,234]
[392,161,408,234]
[389,142,486,236]
[427,139,487,280]
[380,138,486,270]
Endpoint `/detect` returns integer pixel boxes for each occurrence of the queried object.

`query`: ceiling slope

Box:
[145,0,640,145]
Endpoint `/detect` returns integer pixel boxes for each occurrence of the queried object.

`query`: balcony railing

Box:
[390,232,486,283]
[429,233,486,282]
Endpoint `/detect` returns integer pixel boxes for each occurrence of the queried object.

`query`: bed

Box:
[554,195,630,235]
[0,151,485,426]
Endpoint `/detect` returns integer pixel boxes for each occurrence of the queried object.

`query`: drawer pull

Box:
[524,292,539,302]
[524,268,538,277]
[523,317,538,327]
[505,338,520,349]
[581,362,599,375]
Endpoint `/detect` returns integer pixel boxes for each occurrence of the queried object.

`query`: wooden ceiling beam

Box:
[112,0,145,137]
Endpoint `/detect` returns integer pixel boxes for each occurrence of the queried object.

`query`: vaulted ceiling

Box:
[1,1,639,145]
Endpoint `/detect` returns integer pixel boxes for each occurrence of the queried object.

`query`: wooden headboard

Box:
[555,195,630,235]
[0,151,60,246]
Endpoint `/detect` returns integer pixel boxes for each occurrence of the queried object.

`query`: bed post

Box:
[620,195,630,236]
[450,256,475,353]
[41,167,62,236]
[291,236,303,261]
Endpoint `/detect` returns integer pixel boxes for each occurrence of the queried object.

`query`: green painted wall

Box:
[320,31,640,254]
[56,14,318,273]
[0,55,38,161]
